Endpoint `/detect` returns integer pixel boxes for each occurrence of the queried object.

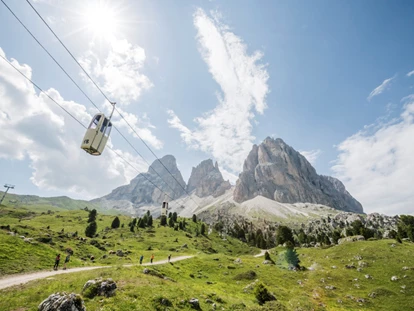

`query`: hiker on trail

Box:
[139,255,144,265]
[168,254,171,262]
[63,254,70,270]
[150,254,154,264]
[53,254,61,270]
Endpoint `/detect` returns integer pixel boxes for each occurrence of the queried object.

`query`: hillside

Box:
[0,204,413,311]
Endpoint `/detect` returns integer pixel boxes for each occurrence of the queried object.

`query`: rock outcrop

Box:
[234,137,363,213]
[187,159,231,198]
[102,155,186,205]
[38,292,86,311]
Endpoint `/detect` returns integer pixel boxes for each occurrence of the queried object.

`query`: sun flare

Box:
[83,3,119,38]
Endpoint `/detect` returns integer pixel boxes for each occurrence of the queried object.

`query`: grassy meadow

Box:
[0,204,413,310]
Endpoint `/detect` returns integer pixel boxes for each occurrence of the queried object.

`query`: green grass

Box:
[1,205,414,311]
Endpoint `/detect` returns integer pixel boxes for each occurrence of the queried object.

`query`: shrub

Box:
[254,283,276,305]
[85,221,97,238]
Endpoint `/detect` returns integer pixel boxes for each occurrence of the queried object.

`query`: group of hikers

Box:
[53,253,70,270]
[139,254,172,264]
[53,253,172,270]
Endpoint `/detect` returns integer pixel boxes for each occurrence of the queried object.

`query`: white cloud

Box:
[112,107,163,149]
[78,37,162,149]
[168,8,269,174]
[367,76,395,101]
[79,38,153,105]
[332,96,414,215]
[0,48,146,199]
[407,70,414,77]
[299,149,322,165]
[221,168,238,185]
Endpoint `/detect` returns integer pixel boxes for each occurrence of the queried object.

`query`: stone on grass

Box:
[188,298,200,310]
[38,292,85,311]
[82,278,117,298]
[391,276,399,281]
[365,274,373,279]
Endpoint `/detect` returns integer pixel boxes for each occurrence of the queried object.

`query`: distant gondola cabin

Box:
[81,113,112,155]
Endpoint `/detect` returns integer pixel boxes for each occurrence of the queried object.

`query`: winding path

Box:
[253,249,268,257]
[0,255,194,290]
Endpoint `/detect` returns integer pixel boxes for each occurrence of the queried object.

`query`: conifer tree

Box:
[172,212,178,222]
[160,215,167,226]
[85,221,97,238]
[285,248,300,268]
[111,216,120,229]
[200,223,206,235]
[192,214,197,223]
[147,215,153,227]
[168,217,174,228]
[88,209,97,223]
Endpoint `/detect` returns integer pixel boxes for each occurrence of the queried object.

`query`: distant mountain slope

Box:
[234,137,363,213]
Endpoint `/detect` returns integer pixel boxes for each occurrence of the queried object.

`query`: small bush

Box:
[254,283,276,305]
[234,270,257,280]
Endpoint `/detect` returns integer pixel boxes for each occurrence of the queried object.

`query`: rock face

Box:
[38,292,85,311]
[187,159,231,198]
[234,137,363,213]
[102,155,186,205]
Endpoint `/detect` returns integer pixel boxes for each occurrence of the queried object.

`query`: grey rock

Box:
[189,298,200,309]
[82,278,117,298]
[187,159,231,198]
[38,292,85,311]
[234,137,363,213]
[391,276,399,281]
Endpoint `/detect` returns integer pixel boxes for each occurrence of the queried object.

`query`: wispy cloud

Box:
[299,149,322,165]
[332,95,414,215]
[168,8,269,173]
[367,76,395,101]
[407,69,414,77]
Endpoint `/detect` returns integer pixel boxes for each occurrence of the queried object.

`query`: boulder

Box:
[188,298,200,310]
[38,292,85,311]
[82,278,117,298]
[391,276,399,281]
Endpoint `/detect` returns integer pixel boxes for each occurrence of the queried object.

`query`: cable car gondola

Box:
[81,102,115,156]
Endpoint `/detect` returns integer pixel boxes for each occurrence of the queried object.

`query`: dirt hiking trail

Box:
[0,255,194,290]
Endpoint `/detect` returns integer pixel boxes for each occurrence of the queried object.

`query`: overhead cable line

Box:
[1,0,188,208]
[25,0,200,208]
[0,53,176,203]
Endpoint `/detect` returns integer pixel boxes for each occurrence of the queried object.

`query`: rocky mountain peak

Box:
[148,155,180,176]
[102,155,186,206]
[187,159,231,198]
[234,137,363,213]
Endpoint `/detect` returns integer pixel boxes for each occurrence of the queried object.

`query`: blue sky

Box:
[0,0,413,215]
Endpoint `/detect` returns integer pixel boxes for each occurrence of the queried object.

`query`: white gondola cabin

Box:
[161,201,168,217]
[81,102,115,156]
[81,113,112,155]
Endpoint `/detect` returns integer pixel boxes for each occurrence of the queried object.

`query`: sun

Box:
[82,2,119,38]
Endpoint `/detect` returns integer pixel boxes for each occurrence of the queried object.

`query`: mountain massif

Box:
[234,137,363,213]
[97,137,363,217]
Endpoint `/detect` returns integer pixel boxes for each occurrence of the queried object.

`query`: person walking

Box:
[150,254,154,264]
[63,254,70,270]
[53,254,61,270]
[139,255,144,265]
[168,254,171,262]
